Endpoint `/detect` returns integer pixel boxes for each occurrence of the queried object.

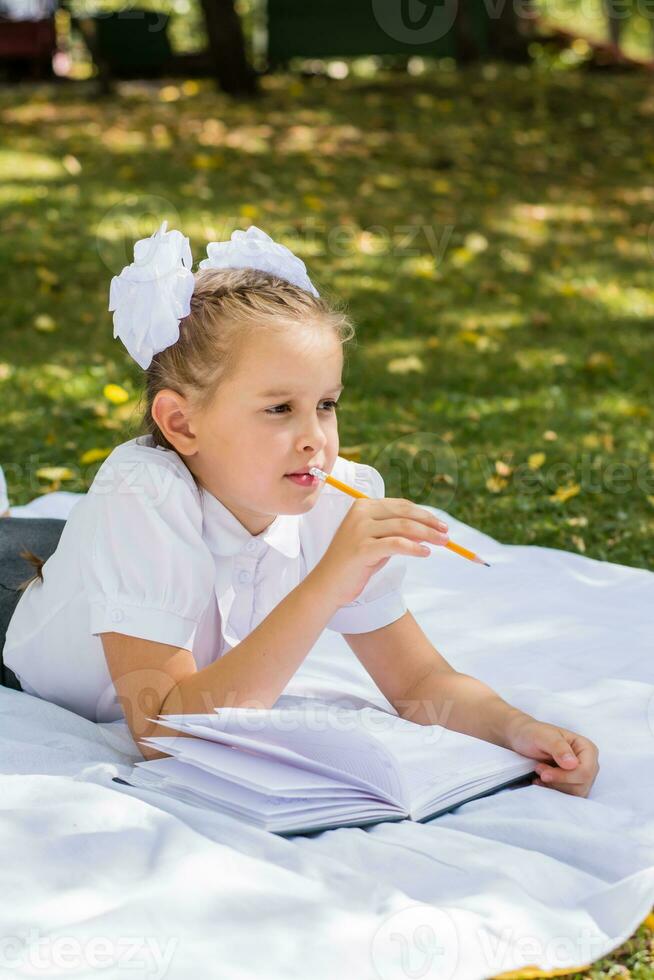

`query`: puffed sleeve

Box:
[300,456,408,634]
[81,449,216,650]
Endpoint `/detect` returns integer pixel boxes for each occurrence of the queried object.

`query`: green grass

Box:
[2,67,653,570]
[539,0,654,61]
[1,67,653,976]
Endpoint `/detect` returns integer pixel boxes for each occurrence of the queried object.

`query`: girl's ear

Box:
[152,389,199,456]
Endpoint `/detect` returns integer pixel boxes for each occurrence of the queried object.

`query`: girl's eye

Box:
[265,400,338,416]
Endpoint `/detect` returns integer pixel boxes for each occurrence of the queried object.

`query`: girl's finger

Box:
[537,766,589,786]
[542,732,579,769]
[372,517,450,546]
[563,732,599,768]
[369,536,440,561]
[375,499,449,533]
[542,780,591,798]
[535,769,588,792]
[575,741,599,769]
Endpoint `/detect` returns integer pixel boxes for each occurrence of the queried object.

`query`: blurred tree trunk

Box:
[456,1,535,61]
[199,0,258,96]
[486,0,536,60]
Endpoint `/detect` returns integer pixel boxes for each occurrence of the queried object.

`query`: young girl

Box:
[3,223,599,797]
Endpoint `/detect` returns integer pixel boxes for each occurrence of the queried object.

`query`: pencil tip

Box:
[483,562,491,567]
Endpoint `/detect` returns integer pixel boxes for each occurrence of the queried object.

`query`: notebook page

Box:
[153,707,405,805]
[135,755,377,801]
[133,753,404,831]
[134,757,361,820]
[364,715,534,806]
[141,736,351,795]
[147,719,402,805]
[212,704,404,800]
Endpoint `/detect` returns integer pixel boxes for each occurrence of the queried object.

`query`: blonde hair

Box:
[16,267,356,595]
[140,266,356,454]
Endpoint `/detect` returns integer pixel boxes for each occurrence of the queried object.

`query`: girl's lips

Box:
[286,473,319,487]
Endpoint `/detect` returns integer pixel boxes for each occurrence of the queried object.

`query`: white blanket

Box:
[1,498,653,979]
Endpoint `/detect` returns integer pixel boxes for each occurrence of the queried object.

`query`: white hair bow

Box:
[108,220,195,370]
[199,225,319,297]
[109,223,319,369]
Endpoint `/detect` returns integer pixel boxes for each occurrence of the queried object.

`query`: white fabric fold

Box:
[0,503,653,979]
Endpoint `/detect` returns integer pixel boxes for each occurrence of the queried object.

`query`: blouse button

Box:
[245,540,257,552]
[238,570,251,584]
[111,608,124,623]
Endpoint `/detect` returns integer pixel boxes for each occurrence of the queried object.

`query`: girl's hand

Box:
[506,716,600,798]
[314,497,450,607]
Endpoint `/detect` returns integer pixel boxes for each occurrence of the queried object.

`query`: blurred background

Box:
[1,0,653,581]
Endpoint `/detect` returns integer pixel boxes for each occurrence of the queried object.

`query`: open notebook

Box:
[119,703,536,836]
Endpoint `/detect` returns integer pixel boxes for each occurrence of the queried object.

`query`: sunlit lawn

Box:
[1,64,653,978]
[2,66,653,570]
[540,0,654,60]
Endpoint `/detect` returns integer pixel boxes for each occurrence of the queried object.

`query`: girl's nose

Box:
[298,421,328,453]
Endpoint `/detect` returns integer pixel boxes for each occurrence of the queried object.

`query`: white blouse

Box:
[4,435,408,723]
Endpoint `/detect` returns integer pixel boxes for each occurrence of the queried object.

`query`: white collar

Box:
[200,486,302,559]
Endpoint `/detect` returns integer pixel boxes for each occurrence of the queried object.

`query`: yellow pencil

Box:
[309,467,491,567]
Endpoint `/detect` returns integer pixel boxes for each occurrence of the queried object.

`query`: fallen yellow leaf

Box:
[527,452,546,470]
[486,475,508,493]
[549,483,581,504]
[159,85,180,102]
[431,178,450,194]
[386,356,425,375]
[339,446,362,462]
[36,267,59,286]
[62,154,82,176]
[581,433,600,449]
[103,383,130,405]
[79,448,112,465]
[303,194,325,211]
[36,466,75,482]
[464,232,488,253]
[33,314,57,332]
[192,153,218,170]
[451,247,474,267]
[586,351,614,372]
